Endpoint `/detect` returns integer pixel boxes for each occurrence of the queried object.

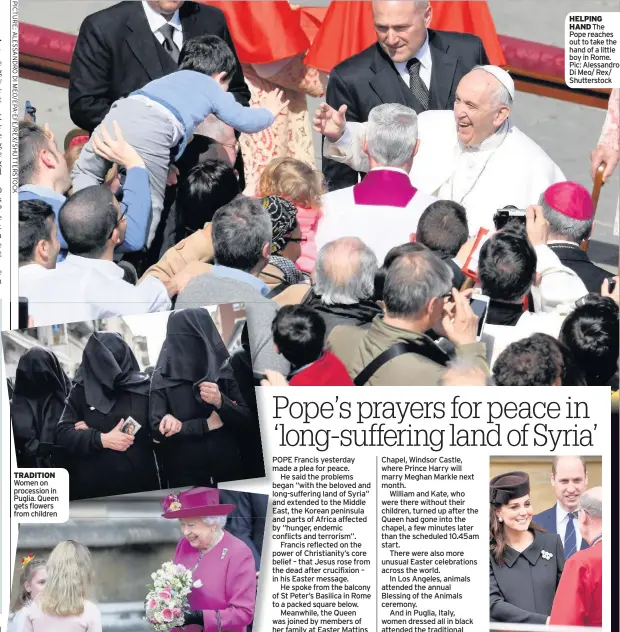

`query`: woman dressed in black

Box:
[55,332,159,500]
[11,348,72,468]
[489,471,565,624]
[150,308,251,487]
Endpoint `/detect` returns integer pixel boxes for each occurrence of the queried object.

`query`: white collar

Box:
[547,239,580,247]
[19,262,50,277]
[459,119,511,153]
[61,253,124,279]
[141,1,182,33]
[557,503,578,522]
[369,166,410,176]
[413,32,431,69]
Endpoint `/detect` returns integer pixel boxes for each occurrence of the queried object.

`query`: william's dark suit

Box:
[323,30,489,190]
[490,530,565,624]
[69,1,251,132]
[547,243,609,294]
[534,504,590,551]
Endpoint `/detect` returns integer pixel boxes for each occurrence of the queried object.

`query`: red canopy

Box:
[304,1,506,72]
[205,2,326,64]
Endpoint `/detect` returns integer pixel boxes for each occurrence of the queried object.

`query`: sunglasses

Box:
[285,236,308,244]
[108,201,128,239]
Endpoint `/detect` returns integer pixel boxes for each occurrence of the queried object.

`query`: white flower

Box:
[193,579,203,588]
[541,550,553,560]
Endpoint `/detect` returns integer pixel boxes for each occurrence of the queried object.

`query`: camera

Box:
[493,207,527,230]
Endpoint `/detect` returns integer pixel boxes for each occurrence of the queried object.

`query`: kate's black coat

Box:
[56,385,159,500]
[489,530,565,624]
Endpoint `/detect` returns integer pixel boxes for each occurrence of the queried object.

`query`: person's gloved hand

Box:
[184,610,204,625]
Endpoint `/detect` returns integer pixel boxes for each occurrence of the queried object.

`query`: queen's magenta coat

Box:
[172,531,257,632]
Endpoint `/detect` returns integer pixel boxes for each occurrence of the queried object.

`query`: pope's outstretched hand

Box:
[313,103,347,142]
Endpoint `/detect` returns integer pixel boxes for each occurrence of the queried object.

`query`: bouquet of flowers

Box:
[145,561,194,631]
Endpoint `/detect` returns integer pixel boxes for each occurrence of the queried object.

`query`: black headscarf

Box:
[13,347,71,399]
[11,347,72,458]
[150,308,231,404]
[73,332,150,414]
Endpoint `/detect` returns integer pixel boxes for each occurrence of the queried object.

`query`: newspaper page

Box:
[1,1,619,632]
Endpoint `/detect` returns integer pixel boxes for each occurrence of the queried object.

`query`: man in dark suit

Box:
[540,181,610,293]
[69,1,250,133]
[534,456,590,559]
[323,0,488,190]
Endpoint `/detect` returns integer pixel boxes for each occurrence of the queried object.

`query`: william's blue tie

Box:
[564,511,577,559]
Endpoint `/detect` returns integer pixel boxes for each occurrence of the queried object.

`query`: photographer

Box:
[327,248,488,386]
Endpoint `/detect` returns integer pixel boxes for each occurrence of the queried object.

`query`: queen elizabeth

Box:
[161,487,257,631]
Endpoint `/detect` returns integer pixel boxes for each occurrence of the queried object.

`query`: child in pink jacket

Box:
[257,157,326,273]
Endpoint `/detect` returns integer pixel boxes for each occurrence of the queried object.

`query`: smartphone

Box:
[470,294,490,341]
[493,208,527,230]
[18,297,29,330]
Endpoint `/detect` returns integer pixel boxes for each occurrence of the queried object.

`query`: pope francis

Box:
[317,65,566,232]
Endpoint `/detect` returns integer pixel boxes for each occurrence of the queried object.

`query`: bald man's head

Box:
[371,0,432,64]
[453,68,512,147]
[59,186,120,258]
[314,238,378,305]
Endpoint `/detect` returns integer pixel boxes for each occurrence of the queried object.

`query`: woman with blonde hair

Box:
[8,555,47,632]
[23,540,101,631]
[258,157,326,273]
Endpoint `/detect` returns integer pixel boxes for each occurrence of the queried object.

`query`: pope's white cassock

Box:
[324,109,566,232]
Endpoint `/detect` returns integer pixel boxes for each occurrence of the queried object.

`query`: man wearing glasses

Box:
[21,186,171,327]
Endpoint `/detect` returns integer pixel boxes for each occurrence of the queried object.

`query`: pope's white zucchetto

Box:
[478,65,515,100]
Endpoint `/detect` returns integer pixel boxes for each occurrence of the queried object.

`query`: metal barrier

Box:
[18,22,611,108]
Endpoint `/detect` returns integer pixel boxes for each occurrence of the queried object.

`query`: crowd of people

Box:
[490,457,602,626]
[16,0,619,390]
[9,308,264,501]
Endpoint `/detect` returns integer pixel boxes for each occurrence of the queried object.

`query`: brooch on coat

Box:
[221,548,229,560]
[541,550,553,560]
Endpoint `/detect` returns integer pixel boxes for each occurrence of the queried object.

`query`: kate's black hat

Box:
[490,471,530,505]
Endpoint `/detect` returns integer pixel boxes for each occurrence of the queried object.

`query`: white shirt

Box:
[19,263,52,300]
[556,503,583,552]
[23,254,171,327]
[393,33,432,91]
[142,1,183,49]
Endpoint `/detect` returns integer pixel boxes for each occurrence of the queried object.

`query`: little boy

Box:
[71,34,287,247]
[272,305,354,386]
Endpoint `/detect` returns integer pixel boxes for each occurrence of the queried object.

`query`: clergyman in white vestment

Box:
[316,103,437,263]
